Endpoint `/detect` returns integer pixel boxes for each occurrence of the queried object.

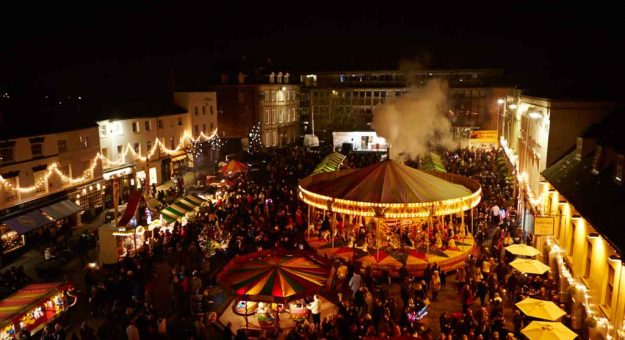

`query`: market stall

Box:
[0,224,24,255]
[0,282,76,339]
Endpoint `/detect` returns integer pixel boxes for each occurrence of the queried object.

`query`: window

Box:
[145,121,151,131]
[99,124,107,136]
[4,177,18,202]
[0,147,13,163]
[585,240,593,278]
[569,223,576,256]
[117,145,123,161]
[263,91,269,102]
[170,137,175,149]
[271,91,276,101]
[146,141,152,153]
[57,140,68,153]
[265,133,271,146]
[202,106,206,115]
[177,117,183,126]
[30,143,42,157]
[271,109,276,123]
[264,108,270,124]
[279,108,284,123]
[101,148,108,159]
[34,170,47,194]
[286,91,290,101]
[80,136,89,148]
[132,121,140,133]
[592,146,602,173]
[158,119,164,129]
[210,106,214,115]
[133,143,140,155]
[605,264,615,308]
[616,155,623,182]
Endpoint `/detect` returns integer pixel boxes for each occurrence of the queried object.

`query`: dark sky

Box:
[1,2,623,98]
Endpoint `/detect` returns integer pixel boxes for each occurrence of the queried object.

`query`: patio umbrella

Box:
[217,249,334,303]
[510,258,550,275]
[506,244,540,257]
[522,321,578,340]
[516,297,566,321]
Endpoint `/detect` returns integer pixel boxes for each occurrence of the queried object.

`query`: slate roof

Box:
[542,118,625,253]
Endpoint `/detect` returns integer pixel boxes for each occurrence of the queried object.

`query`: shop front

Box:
[0,200,82,257]
[0,282,76,339]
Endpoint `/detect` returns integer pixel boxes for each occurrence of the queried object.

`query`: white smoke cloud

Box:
[372,78,456,160]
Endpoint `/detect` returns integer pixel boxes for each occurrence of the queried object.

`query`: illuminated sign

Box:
[534,216,555,235]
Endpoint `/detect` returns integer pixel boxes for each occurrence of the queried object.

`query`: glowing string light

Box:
[0,129,218,194]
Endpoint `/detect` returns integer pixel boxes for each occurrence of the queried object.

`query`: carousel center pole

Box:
[307,205,311,238]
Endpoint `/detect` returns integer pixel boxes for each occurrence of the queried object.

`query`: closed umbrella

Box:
[510,258,550,275]
[516,297,566,321]
[522,321,578,340]
[505,244,540,257]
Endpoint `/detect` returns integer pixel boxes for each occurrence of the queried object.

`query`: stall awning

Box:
[117,191,143,227]
[0,282,70,324]
[40,200,82,220]
[1,210,55,235]
[312,152,346,175]
[159,195,206,223]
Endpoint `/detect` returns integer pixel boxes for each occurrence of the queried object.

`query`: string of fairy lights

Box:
[0,130,218,194]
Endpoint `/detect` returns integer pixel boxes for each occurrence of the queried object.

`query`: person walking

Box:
[306,294,321,331]
[431,271,442,301]
[348,271,362,298]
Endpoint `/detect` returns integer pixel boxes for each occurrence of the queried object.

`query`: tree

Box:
[248,122,263,154]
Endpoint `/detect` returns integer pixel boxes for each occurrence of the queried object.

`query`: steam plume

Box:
[372,78,456,160]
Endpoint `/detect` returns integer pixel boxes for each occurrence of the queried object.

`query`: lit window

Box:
[271,109,276,123]
[3,176,18,202]
[271,91,276,101]
[585,239,592,278]
[34,170,47,194]
[99,124,107,136]
[605,264,615,308]
[80,136,89,148]
[0,147,13,163]
[264,108,270,124]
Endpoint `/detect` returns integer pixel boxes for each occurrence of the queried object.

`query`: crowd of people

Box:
[2,144,565,340]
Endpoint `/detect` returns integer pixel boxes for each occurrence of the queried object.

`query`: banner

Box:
[112,176,120,222]
[469,130,498,145]
[534,216,555,235]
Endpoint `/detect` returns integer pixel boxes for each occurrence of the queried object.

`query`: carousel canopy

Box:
[299,159,481,218]
[216,249,334,303]
[160,194,206,223]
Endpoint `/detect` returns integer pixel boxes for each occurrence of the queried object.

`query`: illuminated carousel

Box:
[299,159,482,276]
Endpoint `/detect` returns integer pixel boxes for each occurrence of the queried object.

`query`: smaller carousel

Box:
[299,159,482,276]
[217,249,335,334]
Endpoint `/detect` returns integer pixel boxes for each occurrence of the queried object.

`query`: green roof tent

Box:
[312,152,347,175]
[159,194,206,223]
[420,152,446,172]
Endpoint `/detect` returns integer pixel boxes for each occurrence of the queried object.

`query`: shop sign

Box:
[534,216,554,235]
[469,130,498,144]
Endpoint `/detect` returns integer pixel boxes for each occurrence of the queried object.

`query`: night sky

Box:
[1,2,623,99]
